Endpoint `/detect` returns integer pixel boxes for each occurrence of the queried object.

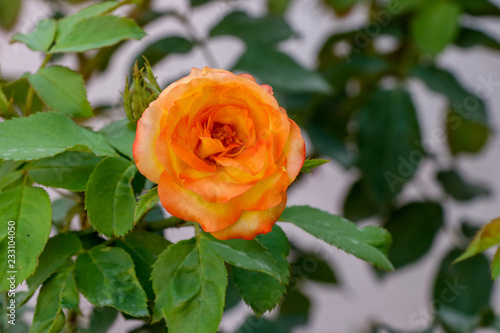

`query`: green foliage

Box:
[11,19,57,52]
[74,246,149,317]
[133,36,193,70]
[100,118,136,159]
[85,156,137,237]
[134,187,160,223]
[300,158,330,173]
[0,0,21,30]
[0,184,51,292]
[28,66,93,117]
[280,206,393,270]
[437,169,490,201]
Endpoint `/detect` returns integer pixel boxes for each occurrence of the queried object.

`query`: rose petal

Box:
[283,119,306,184]
[211,193,287,240]
[158,170,242,232]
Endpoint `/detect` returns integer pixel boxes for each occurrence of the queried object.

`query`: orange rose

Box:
[133,67,305,240]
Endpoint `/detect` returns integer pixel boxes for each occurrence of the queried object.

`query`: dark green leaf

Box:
[446,109,490,155]
[20,233,82,306]
[433,249,492,325]
[152,238,227,333]
[342,179,380,222]
[233,47,331,93]
[81,307,119,333]
[235,316,289,333]
[410,1,461,56]
[128,321,167,333]
[115,231,170,300]
[55,1,119,43]
[437,169,490,201]
[0,112,115,160]
[85,156,137,237]
[202,233,282,280]
[357,88,422,207]
[385,202,443,269]
[100,118,136,159]
[29,266,74,333]
[456,27,500,51]
[0,184,51,291]
[279,206,393,270]
[28,151,102,191]
[11,19,56,52]
[28,65,93,117]
[224,273,240,312]
[307,125,355,168]
[74,246,148,317]
[0,0,21,30]
[190,0,212,6]
[300,158,330,174]
[278,288,311,328]
[461,0,500,16]
[232,225,290,316]
[291,252,338,284]
[134,187,159,223]
[51,15,145,53]
[133,36,193,69]
[210,11,293,46]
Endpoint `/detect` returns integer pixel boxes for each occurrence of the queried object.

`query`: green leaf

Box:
[342,179,380,222]
[233,47,331,93]
[291,252,338,284]
[279,206,393,270]
[28,151,102,191]
[357,88,422,207]
[268,0,292,15]
[56,1,119,43]
[456,27,500,51]
[410,1,461,56]
[0,112,115,160]
[80,307,119,333]
[278,288,311,328]
[115,231,170,300]
[50,15,146,53]
[434,249,492,324]
[29,265,74,333]
[0,171,23,193]
[134,187,159,223]
[300,158,330,174]
[232,225,290,316]
[384,202,443,269]
[446,109,490,155]
[491,248,500,280]
[100,119,136,159]
[152,238,227,333]
[28,65,93,117]
[0,0,21,30]
[0,184,51,291]
[324,0,365,12]
[235,316,289,333]
[20,233,82,306]
[85,156,137,237]
[190,0,212,6]
[461,0,500,16]
[74,246,148,317]
[210,11,293,46]
[201,233,282,281]
[2,77,45,113]
[11,19,56,52]
[307,125,355,168]
[437,169,490,202]
[128,321,167,333]
[133,36,193,70]
[455,217,500,263]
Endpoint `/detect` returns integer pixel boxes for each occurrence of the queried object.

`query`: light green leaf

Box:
[201,233,281,281]
[0,184,51,291]
[100,119,136,159]
[268,0,292,15]
[29,265,74,333]
[134,187,159,223]
[51,16,146,53]
[300,158,330,174]
[115,231,170,300]
[279,205,393,270]
[233,47,331,93]
[152,238,227,333]
[28,65,93,117]
[11,19,56,52]
[74,246,148,317]
[455,217,500,263]
[232,225,290,316]
[410,1,461,56]
[56,1,119,43]
[384,202,443,269]
[85,157,136,237]
[210,11,293,46]
[357,88,422,207]
[28,151,102,191]
[19,233,82,307]
[0,171,23,193]
[491,248,500,280]
[0,112,115,161]
[0,0,21,30]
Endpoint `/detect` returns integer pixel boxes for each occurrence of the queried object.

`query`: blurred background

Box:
[1,0,500,332]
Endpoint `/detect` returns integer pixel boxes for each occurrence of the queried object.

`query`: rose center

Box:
[212,124,244,148]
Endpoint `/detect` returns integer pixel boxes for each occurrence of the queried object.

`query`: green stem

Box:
[194,223,201,238]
